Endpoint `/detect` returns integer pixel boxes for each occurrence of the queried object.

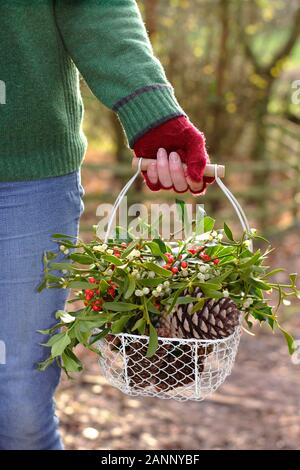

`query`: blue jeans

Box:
[0,171,84,450]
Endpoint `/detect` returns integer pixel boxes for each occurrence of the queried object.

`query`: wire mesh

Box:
[98,327,241,401]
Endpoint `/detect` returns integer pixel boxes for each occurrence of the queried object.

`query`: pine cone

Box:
[163,287,241,340]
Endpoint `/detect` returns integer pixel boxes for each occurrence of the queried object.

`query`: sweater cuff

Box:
[113,85,186,147]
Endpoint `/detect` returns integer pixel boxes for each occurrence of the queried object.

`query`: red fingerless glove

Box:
[133,116,214,194]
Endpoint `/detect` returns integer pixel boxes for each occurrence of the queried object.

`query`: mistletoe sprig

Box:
[38,216,299,375]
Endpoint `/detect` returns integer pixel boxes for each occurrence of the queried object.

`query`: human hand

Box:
[133,116,214,194]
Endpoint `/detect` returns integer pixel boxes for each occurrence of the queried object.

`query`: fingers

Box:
[155,148,173,189]
[169,152,188,192]
[144,149,212,194]
[182,164,204,194]
[147,161,158,186]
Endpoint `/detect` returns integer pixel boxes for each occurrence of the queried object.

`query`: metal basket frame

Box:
[98,327,241,401]
[98,160,250,401]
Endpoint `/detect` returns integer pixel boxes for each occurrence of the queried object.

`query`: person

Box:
[0,1,212,450]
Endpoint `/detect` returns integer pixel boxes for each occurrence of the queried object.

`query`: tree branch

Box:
[241,6,300,76]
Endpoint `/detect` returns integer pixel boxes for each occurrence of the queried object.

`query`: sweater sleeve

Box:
[54,0,185,147]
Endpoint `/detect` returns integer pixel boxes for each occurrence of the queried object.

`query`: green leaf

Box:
[43,331,65,347]
[89,328,111,345]
[200,287,223,299]
[289,273,297,287]
[153,238,167,253]
[37,279,47,293]
[278,325,296,355]
[51,333,71,358]
[262,268,285,279]
[143,262,172,277]
[68,280,93,289]
[249,277,271,290]
[48,262,75,272]
[176,296,199,305]
[138,277,165,287]
[203,216,215,232]
[52,233,78,239]
[121,240,139,258]
[131,317,146,333]
[111,315,132,333]
[175,198,186,223]
[191,298,206,313]
[69,253,93,264]
[102,254,124,266]
[145,241,165,258]
[62,349,83,372]
[124,275,136,299]
[100,279,110,294]
[223,222,234,241]
[146,324,158,357]
[103,302,140,312]
[239,250,261,268]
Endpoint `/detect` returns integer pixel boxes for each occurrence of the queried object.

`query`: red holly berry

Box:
[166,253,174,263]
[107,287,116,297]
[178,254,183,260]
[171,266,179,274]
[213,259,220,265]
[94,289,100,295]
[92,305,102,312]
[88,276,96,284]
[200,253,211,262]
[162,264,170,270]
[188,248,197,255]
[84,289,94,300]
[181,261,188,269]
[92,299,103,311]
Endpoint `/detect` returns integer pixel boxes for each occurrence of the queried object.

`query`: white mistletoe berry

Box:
[142,287,150,295]
[148,271,156,278]
[135,289,143,297]
[199,265,208,273]
[222,289,229,298]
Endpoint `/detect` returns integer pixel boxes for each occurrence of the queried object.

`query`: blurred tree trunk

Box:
[240,6,300,224]
[209,0,230,157]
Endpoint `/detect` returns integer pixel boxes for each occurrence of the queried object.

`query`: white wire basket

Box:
[98,327,241,401]
[97,160,249,401]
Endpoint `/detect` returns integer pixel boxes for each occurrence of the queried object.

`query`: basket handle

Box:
[104,158,252,251]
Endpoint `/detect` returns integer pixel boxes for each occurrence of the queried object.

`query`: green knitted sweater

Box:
[0,0,184,181]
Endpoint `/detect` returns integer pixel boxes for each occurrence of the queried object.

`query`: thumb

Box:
[185,130,209,183]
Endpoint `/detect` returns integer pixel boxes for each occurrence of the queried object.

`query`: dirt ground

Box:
[56,314,300,451]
